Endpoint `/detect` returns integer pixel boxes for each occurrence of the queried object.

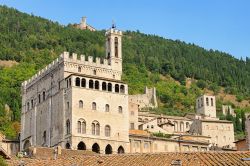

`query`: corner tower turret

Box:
[105,27,123,72]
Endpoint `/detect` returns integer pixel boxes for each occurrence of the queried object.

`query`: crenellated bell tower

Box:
[105,24,123,72]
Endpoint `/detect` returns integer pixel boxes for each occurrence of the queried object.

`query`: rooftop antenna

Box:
[112,20,116,29]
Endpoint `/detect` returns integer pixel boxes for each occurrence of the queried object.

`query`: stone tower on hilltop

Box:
[196,95,216,118]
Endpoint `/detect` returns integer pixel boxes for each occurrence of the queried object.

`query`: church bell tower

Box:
[105,24,123,72]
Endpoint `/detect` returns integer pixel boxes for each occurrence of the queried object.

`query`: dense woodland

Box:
[0,5,249,138]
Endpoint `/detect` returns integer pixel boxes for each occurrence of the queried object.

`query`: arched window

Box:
[95,81,99,90]
[186,122,190,129]
[105,104,110,112]
[75,77,80,86]
[92,123,96,135]
[96,123,100,135]
[105,125,111,137]
[118,106,122,113]
[93,70,96,75]
[66,119,70,135]
[120,85,125,93]
[78,67,81,72]
[206,97,209,106]
[92,102,96,110]
[174,121,178,132]
[27,102,30,111]
[180,122,184,132]
[92,121,100,135]
[77,121,81,133]
[69,78,71,86]
[102,82,107,91]
[81,121,86,134]
[108,83,112,92]
[79,100,83,108]
[81,78,86,87]
[211,98,214,106]
[31,99,34,108]
[43,131,46,144]
[38,94,41,103]
[115,84,119,93]
[43,91,46,101]
[89,80,94,89]
[115,37,118,58]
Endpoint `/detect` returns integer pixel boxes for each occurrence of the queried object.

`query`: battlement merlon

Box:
[22,51,123,89]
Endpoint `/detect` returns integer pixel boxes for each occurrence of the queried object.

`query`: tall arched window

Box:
[77,121,81,133]
[115,84,119,93]
[105,125,111,137]
[115,37,118,58]
[108,83,112,92]
[77,119,86,134]
[95,81,99,90]
[27,102,30,111]
[66,119,70,135]
[102,82,107,91]
[38,94,41,103]
[81,121,86,134]
[118,106,122,113]
[75,77,80,86]
[105,104,110,112]
[81,78,86,87]
[120,85,125,93]
[211,98,214,106]
[92,121,100,135]
[186,122,190,129]
[78,67,81,72]
[96,123,100,135]
[89,80,94,89]
[79,100,83,109]
[92,102,96,110]
[43,91,46,101]
[206,97,209,106]
[92,123,96,135]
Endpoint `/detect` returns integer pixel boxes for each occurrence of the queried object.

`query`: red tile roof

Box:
[7,151,250,166]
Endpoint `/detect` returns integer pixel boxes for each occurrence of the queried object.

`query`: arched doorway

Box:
[23,140,31,151]
[92,143,100,153]
[77,141,86,150]
[65,143,71,149]
[118,146,125,154]
[105,144,112,154]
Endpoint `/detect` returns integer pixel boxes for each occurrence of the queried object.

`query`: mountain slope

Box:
[0,5,249,138]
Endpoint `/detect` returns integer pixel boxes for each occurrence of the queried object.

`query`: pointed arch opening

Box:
[105,144,112,154]
[92,143,100,153]
[118,146,125,154]
[77,141,86,150]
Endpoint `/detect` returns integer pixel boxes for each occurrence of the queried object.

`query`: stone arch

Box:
[117,146,125,154]
[77,141,86,150]
[81,78,86,87]
[180,121,184,132]
[120,85,125,93]
[65,143,71,149]
[115,84,119,93]
[102,82,107,91]
[92,143,100,153]
[95,80,99,89]
[23,140,31,151]
[108,83,112,92]
[105,144,112,154]
[89,80,94,89]
[75,77,80,86]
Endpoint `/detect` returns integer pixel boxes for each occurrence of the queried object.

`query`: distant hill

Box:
[0,5,249,138]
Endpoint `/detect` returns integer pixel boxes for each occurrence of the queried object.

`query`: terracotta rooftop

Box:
[7,151,250,166]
